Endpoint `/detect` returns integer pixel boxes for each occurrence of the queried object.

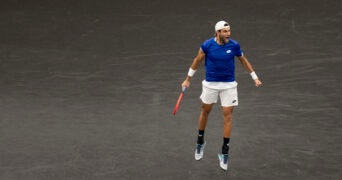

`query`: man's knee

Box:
[201,103,213,115]
[222,107,233,119]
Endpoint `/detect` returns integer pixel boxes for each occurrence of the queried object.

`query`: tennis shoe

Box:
[194,141,206,160]
[218,153,229,171]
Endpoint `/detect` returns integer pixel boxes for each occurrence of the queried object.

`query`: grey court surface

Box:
[0,0,341,179]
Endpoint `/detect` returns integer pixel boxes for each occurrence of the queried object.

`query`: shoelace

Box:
[196,144,203,154]
[223,155,228,164]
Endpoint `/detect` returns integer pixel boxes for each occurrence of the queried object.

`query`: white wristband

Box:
[250,71,258,80]
[188,68,197,77]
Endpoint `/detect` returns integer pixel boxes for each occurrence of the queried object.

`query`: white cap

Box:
[215,20,230,31]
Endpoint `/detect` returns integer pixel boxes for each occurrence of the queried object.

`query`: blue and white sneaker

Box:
[218,153,229,170]
[194,141,206,160]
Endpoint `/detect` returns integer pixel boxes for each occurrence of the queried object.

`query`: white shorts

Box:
[200,85,238,107]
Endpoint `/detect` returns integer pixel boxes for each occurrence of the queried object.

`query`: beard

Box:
[219,35,229,44]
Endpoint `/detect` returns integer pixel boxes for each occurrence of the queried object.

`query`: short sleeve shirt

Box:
[200,38,243,82]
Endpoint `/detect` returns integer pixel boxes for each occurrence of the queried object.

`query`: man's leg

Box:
[222,106,234,140]
[197,85,217,144]
[219,87,237,154]
[197,103,214,144]
[198,103,214,132]
[196,84,218,160]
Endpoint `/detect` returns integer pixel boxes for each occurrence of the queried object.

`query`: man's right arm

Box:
[181,48,205,89]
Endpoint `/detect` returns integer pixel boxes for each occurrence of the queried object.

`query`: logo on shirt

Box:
[226,50,231,54]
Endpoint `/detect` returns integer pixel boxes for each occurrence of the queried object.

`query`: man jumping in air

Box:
[181,20,262,171]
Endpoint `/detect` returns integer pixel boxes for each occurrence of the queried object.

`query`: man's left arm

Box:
[238,55,262,87]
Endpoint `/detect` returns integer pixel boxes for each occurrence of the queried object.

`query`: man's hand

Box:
[181,79,190,89]
[254,79,262,87]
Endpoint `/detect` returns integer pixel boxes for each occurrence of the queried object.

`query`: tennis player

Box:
[181,20,262,171]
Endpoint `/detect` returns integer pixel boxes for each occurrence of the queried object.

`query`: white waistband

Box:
[202,80,238,89]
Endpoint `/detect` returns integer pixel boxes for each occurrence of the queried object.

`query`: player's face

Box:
[218,28,231,44]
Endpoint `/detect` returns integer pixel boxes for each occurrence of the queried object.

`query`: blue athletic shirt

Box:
[200,38,243,82]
